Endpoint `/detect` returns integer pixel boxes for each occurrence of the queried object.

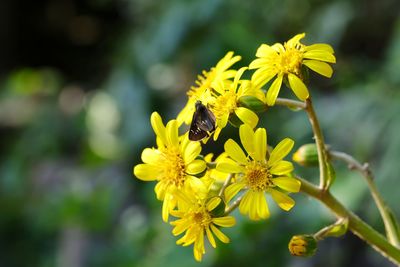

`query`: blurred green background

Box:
[1,0,400,266]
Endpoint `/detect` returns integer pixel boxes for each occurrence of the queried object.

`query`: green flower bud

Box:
[209,196,226,217]
[288,235,317,257]
[292,144,319,167]
[238,95,267,112]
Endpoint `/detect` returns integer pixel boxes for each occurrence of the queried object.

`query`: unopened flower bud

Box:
[288,235,317,257]
[292,144,319,167]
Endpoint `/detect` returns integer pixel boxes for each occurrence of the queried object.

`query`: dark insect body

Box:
[188,101,216,141]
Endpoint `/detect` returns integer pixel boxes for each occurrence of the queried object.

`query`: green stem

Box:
[275,98,306,110]
[329,150,400,247]
[298,176,400,265]
[305,98,329,189]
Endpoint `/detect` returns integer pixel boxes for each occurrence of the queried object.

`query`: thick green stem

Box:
[305,98,329,189]
[298,177,400,265]
[329,150,400,247]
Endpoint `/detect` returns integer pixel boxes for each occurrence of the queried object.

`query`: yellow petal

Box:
[186,159,206,175]
[269,138,294,166]
[249,191,262,220]
[213,216,236,227]
[186,176,207,194]
[288,73,309,101]
[305,43,334,54]
[239,190,252,215]
[256,191,269,219]
[216,158,244,173]
[273,177,301,192]
[150,112,167,144]
[256,44,277,58]
[166,120,179,147]
[183,141,201,164]
[233,67,248,90]
[254,128,267,161]
[239,124,254,156]
[270,160,294,175]
[235,107,259,129]
[133,164,159,181]
[206,197,221,211]
[303,60,333,78]
[286,33,305,47]
[271,43,285,53]
[206,226,216,248]
[210,224,230,243]
[266,74,283,106]
[141,148,161,164]
[213,127,222,141]
[162,193,172,222]
[251,68,277,90]
[249,58,270,69]
[225,182,245,203]
[224,139,247,164]
[269,189,295,211]
[303,50,336,63]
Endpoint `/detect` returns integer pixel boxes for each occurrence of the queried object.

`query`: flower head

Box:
[133,112,207,222]
[177,52,241,125]
[249,33,336,105]
[207,67,263,140]
[216,124,301,220]
[170,182,235,262]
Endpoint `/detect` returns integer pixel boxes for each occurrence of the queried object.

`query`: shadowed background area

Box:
[1,0,400,266]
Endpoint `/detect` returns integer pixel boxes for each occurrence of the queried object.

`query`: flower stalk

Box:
[305,98,330,190]
[329,150,400,248]
[298,176,400,265]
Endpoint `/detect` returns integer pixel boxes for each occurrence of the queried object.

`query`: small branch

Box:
[298,176,400,265]
[219,174,233,197]
[275,98,306,110]
[305,98,330,190]
[224,195,243,215]
[329,150,400,248]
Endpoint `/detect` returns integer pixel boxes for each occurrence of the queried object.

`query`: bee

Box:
[188,101,216,141]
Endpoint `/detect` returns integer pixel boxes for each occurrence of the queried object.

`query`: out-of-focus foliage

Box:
[1,0,400,266]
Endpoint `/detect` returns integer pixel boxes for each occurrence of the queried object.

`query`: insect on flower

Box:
[189,101,216,141]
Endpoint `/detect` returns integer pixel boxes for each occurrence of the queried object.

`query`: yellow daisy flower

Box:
[133,112,207,222]
[170,184,235,262]
[177,51,241,125]
[216,124,301,220]
[208,67,262,140]
[249,33,336,105]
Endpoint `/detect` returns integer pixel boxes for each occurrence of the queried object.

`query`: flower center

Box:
[210,91,237,119]
[161,147,186,188]
[277,47,303,76]
[191,207,212,227]
[245,161,274,191]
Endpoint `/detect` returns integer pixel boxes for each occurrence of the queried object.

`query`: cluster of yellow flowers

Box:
[134,33,335,261]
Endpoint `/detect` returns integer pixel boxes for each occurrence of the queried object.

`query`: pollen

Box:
[192,208,212,227]
[245,161,274,191]
[161,147,186,188]
[276,47,304,76]
[211,91,237,119]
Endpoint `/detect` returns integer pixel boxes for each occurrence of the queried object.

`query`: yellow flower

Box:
[216,124,301,220]
[177,51,241,125]
[133,112,207,222]
[208,67,261,140]
[249,33,336,105]
[170,184,235,262]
